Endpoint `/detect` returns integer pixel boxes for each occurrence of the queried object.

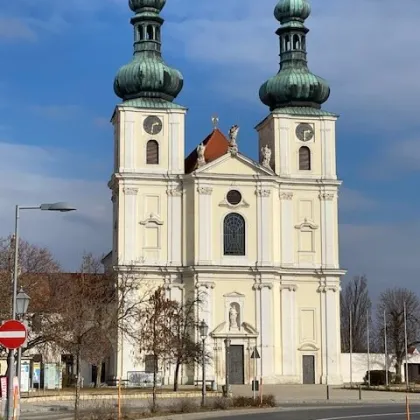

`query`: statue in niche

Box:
[196,142,206,167]
[261,144,271,168]
[229,303,240,330]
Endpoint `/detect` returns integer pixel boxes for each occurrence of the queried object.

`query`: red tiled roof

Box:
[184,129,230,173]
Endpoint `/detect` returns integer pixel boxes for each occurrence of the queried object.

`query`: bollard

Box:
[359,385,362,400]
[326,385,330,400]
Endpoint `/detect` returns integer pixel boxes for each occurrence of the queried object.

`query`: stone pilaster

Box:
[197,186,213,264]
[280,284,299,382]
[123,187,138,264]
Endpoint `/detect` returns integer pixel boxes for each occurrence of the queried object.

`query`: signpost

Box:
[250,346,260,401]
[0,321,27,350]
[0,320,27,420]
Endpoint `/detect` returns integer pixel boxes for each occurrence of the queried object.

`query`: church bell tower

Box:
[256,0,344,385]
[109,0,186,268]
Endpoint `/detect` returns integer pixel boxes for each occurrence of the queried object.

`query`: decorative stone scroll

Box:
[197,186,213,195]
[279,191,293,200]
[124,187,138,195]
[166,187,183,196]
[319,192,334,201]
[255,189,271,197]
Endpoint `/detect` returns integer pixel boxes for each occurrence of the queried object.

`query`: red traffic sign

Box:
[0,320,27,350]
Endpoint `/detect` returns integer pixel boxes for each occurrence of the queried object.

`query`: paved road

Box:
[19,403,420,420]
[207,404,420,420]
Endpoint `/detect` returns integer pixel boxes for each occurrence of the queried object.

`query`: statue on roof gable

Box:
[196,142,206,167]
[261,144,272,169]
[228,124,239,155]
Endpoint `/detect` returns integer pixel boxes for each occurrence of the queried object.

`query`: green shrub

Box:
[262,394,277,407]
[364,370,395,386]
[174,398,198,413]
[211,397,232,410]
[232,396,256,407]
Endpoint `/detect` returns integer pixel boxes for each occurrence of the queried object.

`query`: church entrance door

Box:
[229,345,244,384]
[302,355,315,384]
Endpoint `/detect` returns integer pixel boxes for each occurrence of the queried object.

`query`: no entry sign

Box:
[0,320,27,349]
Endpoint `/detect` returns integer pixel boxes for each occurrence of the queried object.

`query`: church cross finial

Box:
[211,115,219,130]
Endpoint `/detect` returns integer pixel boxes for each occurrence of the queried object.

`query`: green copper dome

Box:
[114,0,183,105]
[259,0,330,111]
[129,0,165,13]
[274,0,310,24]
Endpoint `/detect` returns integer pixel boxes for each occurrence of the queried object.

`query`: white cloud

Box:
[167,0,420,123]
[0,142,111,271]
[29,105,83,120]
[0,17,37,41]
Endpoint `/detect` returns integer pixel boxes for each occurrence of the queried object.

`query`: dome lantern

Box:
[114,0,183,105]
[259,0,330,111]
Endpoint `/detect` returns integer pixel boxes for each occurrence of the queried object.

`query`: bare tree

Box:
[376,287,420,383]
[137,287,178,411]
[170,293,206,391]
[340,275,372,352]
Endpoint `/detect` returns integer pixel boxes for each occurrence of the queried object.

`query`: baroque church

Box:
[107,0,345,386]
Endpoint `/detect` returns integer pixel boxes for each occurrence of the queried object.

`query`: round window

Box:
[226,190,242,206]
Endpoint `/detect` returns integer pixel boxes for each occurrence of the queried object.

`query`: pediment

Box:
[195,152,273,177]
[223,291,245,298]
[210,321,259,337]
[298,342,319,351]
[295,218,318,230]
[140,213,164,226]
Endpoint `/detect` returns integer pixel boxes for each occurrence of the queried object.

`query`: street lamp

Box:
[7,202,76,420]
[224,337,231,397]
[16,288,30,317]
[15,288,31,402]
[199,320,208,407]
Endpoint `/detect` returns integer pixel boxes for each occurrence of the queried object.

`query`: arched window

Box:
[146,140,159,164]
[223,213,245,256]
[293,34,300,50]
[285,35,291,51]
[299,146,311,170]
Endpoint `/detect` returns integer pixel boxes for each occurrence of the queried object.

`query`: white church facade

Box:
[107,0,346,386]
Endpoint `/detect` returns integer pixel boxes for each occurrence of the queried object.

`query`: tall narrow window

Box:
[299,146,311,170]
[285,35,291,51]
[147,25,154,40]
[138,25,144,41]
[293,34,300,50]
[223,213,246,256]
[146,140,159,164]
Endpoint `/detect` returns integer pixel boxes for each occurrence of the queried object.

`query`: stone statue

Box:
[196,142,206,167]
[229,305,239,330]
[261,144,272,168]
[228,124,239,154]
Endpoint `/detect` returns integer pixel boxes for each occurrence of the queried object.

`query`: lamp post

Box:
[7,202,76,420]
[16,288,31,393]
[199,320,208,407]
[224,338,231,397]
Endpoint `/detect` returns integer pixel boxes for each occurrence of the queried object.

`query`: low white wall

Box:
[341,353,420,384]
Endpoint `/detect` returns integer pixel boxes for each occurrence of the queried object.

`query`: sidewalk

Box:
[232,385,420,403]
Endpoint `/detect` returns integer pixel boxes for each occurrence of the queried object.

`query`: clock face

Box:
[143,115,163,135]
[296,123,314,142]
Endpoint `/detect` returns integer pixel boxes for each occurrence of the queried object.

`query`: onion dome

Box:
[259,0,330,111]
[129,0,166,13]
[114,0,183,105]
[274,0,310,24]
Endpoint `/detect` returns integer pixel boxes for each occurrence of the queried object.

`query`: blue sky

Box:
[1,0,419,298]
